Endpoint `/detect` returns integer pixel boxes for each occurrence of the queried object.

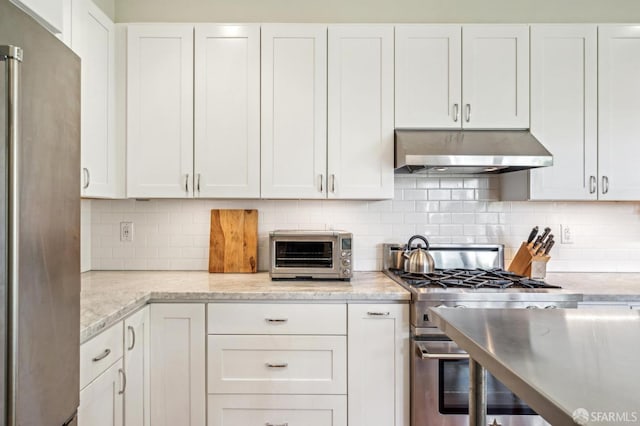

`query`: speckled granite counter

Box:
[80,271,410,343]
[546,272,640,302]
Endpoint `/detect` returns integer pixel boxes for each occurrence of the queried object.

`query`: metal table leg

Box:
[469,358,487,426]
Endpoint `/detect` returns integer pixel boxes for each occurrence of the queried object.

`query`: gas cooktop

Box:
[393,268,561,290]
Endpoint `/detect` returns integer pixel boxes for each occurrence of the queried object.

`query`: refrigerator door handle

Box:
[1,44,23,426]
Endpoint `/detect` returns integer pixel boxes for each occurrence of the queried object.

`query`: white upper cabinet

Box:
[598,25,640,200]
[395,24,528,130]
[395,25,462,128]
[11,0,64,34]
[194,24,260,198]
[462,25,529,129]
[127,25,194,198]
[72,0,121,198]
[328,25,394,199]
[529,25,598,200]
[261,25,328,199]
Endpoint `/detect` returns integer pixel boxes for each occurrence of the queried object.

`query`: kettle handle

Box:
[407,235,430,250]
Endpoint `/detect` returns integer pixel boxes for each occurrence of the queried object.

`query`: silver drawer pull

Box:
[92,348,111,362]
[118,368,127,395]
[266,423,288,426]
[367,311,390,316]
[266,363,288,368]
[265,318,288,323]
[127,325,136,351]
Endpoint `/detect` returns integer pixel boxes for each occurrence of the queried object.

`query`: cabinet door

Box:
[261,24,327,198]
[598,25,640,200]
[127,25,194,198]
[462,25,529,129]
[395,25,462,129]
[348,304,409,426]
[124,306,150,426]
[78,360,124,426]
[72,0,119,198]
[150,304,205,426]
[194,24,260,198]
[328,25,394,199]
[529,25,598,200]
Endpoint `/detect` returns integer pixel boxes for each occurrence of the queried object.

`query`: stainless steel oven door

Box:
[412,340,550,426]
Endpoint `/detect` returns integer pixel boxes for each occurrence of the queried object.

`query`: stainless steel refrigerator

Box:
[1,0,81,425]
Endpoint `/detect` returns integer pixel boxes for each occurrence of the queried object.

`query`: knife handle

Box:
[526,226,539,245]
[544,240,555,256]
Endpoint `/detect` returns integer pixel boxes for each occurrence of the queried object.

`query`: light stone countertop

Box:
[80,270,640,344]
[80,271,411,343]
[545,272,640,302]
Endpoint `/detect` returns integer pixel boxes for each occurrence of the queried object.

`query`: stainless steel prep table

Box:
[430,307,640,426]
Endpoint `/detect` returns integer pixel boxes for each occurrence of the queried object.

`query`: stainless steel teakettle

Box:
[403,235,435,273]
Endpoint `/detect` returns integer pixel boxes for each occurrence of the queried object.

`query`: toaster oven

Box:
[269,230,353,280]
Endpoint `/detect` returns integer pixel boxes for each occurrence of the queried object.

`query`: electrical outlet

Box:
[560,224,573,244]
[120,222,134,242]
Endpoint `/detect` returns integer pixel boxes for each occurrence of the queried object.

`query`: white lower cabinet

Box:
[124,306,150,426]
[208,395,347,426]
[150,304,206,426]
[78,360,125,426]
[348,304,410,426]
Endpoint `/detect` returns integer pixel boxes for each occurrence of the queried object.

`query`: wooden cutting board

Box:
[209,209,258,273]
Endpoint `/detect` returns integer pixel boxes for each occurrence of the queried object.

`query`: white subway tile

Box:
[404,189,429,201]
[439,178,464,189]
[440,224,464,236]
[392,200,416,212]
[404,213,429,224]
[415,201,440,212]
[439,201,464,213]
[475,213,499,224]
[464,224,487,236]
[416,178,440,189]
[169,235,194,248]
[394,177,417,188]
[451,189,475,201]
[416,225,440,236]
[428,213,452,224]
[451,213,475,224]
[428,189,451,201]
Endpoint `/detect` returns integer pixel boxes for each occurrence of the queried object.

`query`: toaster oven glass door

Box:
[274,241,333,268]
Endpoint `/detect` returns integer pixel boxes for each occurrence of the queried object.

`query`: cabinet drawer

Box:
[208,394,347,426]
[80,321,123,390]
[208,335,346,394]
[207,303,346,335]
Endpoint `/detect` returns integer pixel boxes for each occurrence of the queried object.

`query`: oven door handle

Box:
[416,342,470,360]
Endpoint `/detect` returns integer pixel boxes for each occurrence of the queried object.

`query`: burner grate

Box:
[396,268,561,289]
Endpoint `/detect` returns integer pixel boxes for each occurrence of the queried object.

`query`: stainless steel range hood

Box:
[395,129,553,174]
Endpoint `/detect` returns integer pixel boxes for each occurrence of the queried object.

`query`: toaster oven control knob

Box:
[343,268,351,276]
[341,251,348,257]
[342,258,351,266]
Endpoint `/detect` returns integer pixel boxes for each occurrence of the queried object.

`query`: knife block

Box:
[507,242,550,279]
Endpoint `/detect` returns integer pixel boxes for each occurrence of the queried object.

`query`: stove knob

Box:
[526,305,539,309]
[454,305,467,309]
[490,419,502,426]
[545,305,558,309]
